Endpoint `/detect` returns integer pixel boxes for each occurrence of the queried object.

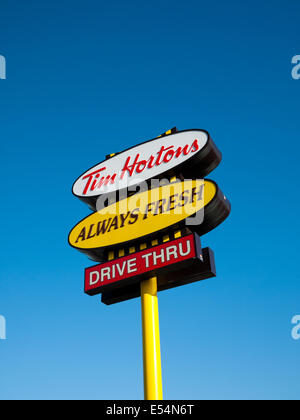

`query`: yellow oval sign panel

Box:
[69,180,230,260]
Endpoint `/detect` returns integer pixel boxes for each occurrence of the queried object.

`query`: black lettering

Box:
[143,202,154,220]
[190,185,204,204]
[108,216,119,232]
[154,199,167,215]
[129,208,140,224]
[87,224,96,239]
[119,211,131,227]
[75,227,86,243]
[96,218,112,235]
[178,190,189,207]
[166,194,178,212]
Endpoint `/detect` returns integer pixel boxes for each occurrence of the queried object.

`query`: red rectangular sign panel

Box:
[85,234,200,296]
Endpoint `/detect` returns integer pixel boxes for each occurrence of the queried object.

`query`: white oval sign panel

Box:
[72,129,221,204]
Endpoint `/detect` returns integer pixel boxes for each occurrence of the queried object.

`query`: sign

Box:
[69,179,230,261]
[85,233,201,295]
[72,129,221,208]
[101,244,216,305]
[69,126,230,399]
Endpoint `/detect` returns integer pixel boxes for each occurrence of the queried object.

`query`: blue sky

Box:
[0,0,300,400]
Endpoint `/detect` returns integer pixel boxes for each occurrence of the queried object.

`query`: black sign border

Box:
[72,128,222,209]
[68,179,231,262]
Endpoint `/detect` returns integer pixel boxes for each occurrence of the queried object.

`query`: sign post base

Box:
[141,276,163,400]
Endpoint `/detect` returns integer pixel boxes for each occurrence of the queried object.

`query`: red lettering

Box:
[82,167,106,195]
[80,139,200,195]
[190,139,199,153]
[175,144,190,157]
[147,155,156,169]
[121,154,140,179]
[155,146,173,166]
[93,174,117,190]
[163,149,175,163]
[136,160,147,173]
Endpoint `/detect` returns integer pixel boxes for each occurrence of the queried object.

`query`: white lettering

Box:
[116,261,127,276]
[179,240,191,257]
[153,249,165,265]
[127,258,137,273]
[292,55,300,80]
[106,405,140,418]
[166,245,178,261]
[292,315,300,340]
[89,271,100,285]
[0,315,6,340]
[0,55,6,80]
[101,267,111,281]
[142,253,152,268]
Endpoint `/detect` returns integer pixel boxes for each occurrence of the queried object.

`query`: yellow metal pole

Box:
[141,276,163,400]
